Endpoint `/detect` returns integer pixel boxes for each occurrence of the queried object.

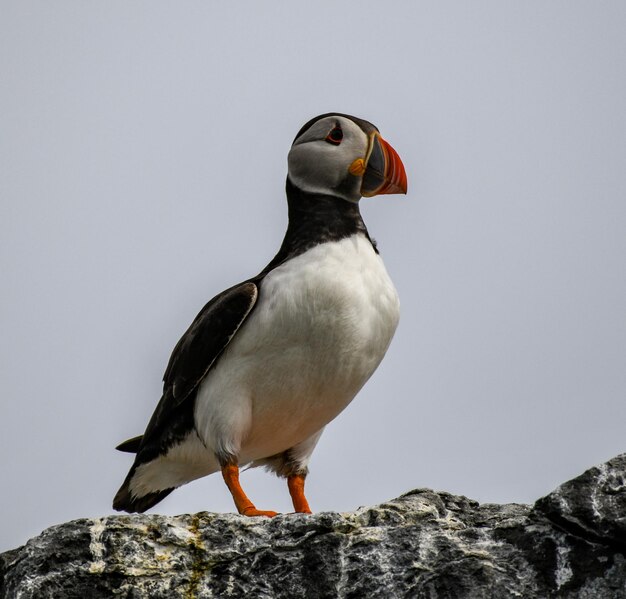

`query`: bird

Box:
[113,113,408,517]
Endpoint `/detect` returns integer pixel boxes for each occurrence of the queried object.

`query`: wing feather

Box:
[163,281,258,404]
[116,281,258,464]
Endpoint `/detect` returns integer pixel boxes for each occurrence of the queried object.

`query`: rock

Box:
[534,453,626,549]
[2,455,626,598]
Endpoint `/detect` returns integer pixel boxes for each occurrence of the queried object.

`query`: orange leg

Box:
[221,464,278,517]
[288,473,312,514]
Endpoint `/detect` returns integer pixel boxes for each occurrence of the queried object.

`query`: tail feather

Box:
[113,467,174,513]
[115,435,143,453]
[113,485,174,513]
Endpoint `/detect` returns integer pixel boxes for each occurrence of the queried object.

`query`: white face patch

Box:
[287,116,369,202]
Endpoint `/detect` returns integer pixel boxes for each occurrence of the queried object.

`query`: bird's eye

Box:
[325,125,343,145]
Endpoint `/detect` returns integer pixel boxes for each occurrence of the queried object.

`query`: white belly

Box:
[194,234,400,462]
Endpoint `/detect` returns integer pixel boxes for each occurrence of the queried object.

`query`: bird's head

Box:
[287,113,408,203]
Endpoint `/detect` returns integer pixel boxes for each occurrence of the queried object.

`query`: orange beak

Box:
[360,134,408,197]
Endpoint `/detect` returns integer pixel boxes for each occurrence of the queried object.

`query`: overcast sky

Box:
[2,2,625,553]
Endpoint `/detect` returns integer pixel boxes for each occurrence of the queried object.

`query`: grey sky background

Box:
[2,2,625,552]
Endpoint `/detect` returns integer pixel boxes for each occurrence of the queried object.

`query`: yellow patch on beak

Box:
[348,158,366,176]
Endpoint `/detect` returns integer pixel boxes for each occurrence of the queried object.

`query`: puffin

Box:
[113,113,408,516]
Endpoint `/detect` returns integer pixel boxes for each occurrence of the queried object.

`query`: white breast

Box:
[194,234,400,462]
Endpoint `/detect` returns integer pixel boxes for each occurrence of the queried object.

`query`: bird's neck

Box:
[285,177,370,242]
[259,179,376,276]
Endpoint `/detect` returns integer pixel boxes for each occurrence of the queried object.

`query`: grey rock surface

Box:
[2,455,626,598]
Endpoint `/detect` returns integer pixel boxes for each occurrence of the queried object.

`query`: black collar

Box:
[257,179,377,278]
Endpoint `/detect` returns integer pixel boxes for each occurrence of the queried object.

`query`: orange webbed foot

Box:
[293,507,312,515]
[240,507,279,518]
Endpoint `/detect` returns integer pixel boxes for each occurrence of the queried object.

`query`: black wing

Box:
[113,281,259,512]
[163,280,258,404]
[116,281,258,461]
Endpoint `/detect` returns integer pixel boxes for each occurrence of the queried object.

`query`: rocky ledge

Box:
[2,455,626,598]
